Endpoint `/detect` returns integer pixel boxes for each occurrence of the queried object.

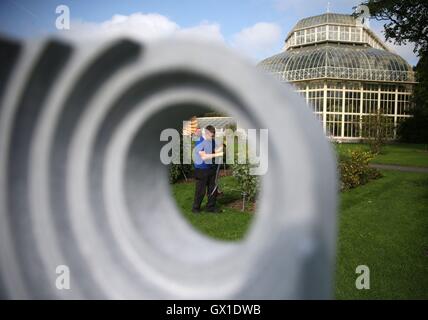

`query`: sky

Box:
[0,0,420,65]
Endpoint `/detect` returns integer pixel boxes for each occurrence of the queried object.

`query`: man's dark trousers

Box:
[192,167,217,211]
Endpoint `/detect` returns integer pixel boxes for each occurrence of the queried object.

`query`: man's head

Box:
[205,125,216,140]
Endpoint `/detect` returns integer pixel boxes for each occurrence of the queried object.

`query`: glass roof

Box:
[284,12,388,51]
[259,44,415,83]
[292,13,357,32]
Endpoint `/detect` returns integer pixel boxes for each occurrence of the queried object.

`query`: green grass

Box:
[336,143,428,167]
[336,170,428,299]
[171,171,428,299]
[171,176,254,241]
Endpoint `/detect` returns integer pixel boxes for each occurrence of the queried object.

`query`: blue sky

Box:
[0,0,419,65]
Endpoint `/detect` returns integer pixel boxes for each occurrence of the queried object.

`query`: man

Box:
[192,125,223,213]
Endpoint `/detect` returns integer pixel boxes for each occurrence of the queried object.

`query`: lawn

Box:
[336,143,428,167]
[336,170,428,299]
[171,164,428,299]
[171,176,254,241]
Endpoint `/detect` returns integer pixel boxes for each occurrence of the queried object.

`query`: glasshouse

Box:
[259,13,416,141]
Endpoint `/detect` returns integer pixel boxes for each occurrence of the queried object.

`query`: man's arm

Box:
[215,144,223,153]
[199,150,223,161]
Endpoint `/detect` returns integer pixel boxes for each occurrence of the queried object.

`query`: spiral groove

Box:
[0,36,337,299]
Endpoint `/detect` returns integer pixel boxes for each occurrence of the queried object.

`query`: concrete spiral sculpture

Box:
[0,35,337,299]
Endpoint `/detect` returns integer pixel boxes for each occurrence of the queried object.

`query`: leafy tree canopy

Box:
[359,0,428,143]
[360,0,428,56]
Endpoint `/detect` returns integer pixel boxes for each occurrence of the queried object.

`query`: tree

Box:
[360,0,428,56]
[360,0,428,143]
[231,163,259,211]
[362,109,392,154]
[397,54,428,143]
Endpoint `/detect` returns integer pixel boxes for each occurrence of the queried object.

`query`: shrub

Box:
[339,149,382,191]
[169,164,192,184]
[168,133,193,184]
[231,163,260,211]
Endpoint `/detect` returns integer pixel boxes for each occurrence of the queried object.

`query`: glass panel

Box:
[295,30,304,45]
[326,90,342,112]
[307,28,316,43]
[307,89,324,112]
[344,91,361,113]
[363,91,378,114]
[340,26,349,41]
[397,94,411,115]
[380,93,395,114]
[350,27,360,42]
[344,114,361,137]
[318,26,326,41]
[328,25,339,40]
[326,113,342,137]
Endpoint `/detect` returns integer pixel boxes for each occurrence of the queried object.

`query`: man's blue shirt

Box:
[193,138,220,169]
[195,136,204,146]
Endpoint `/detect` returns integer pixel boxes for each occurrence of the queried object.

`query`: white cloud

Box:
[100,13,179,39]
[178,22,224,43]
[230,22,283,61]
[60,13,281,62]
[59,10,419,65]
[65,12,223,44]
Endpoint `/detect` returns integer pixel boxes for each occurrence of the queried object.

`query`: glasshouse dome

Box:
[259,13,415,141]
